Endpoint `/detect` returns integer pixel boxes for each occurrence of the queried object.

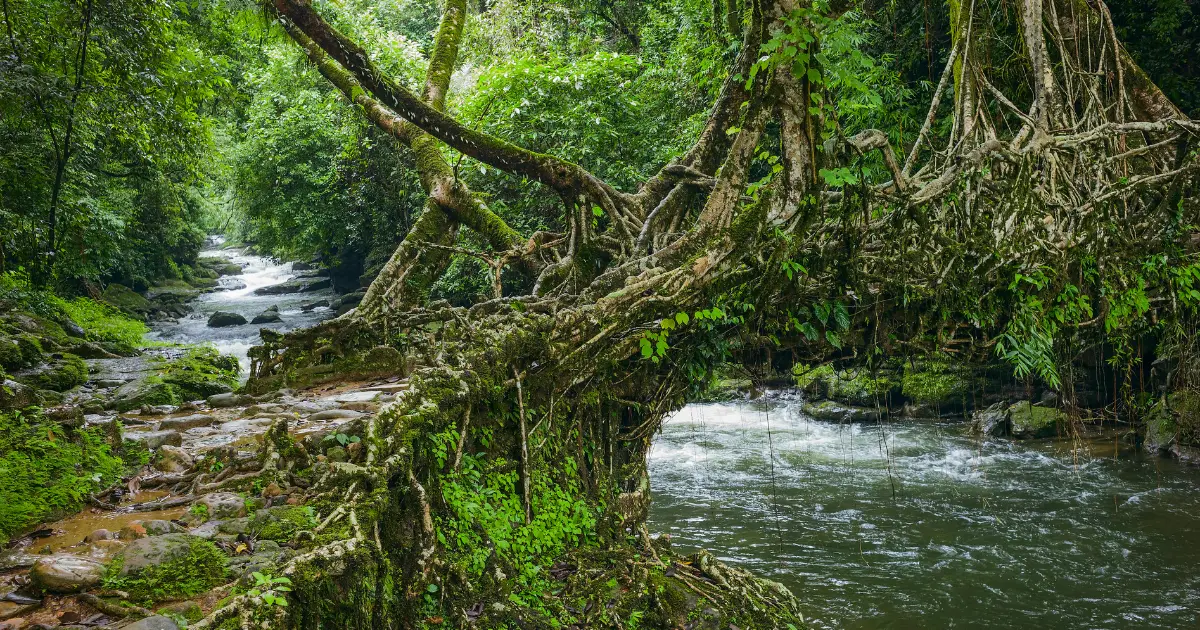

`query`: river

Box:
[648,396,1200,628]
[146,239,338,375]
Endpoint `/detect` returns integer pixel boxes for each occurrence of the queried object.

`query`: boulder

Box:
[119,616,180,630]
[45,405,84,427]
[306,409,364,422]
[971,403,1011,437]
[801,400,883,423]
[253,277,331,295]
[0,379,41,409]
[196,492,247,519]
[85,529,114,542]
[113,377,179,412]
[207,392,256,408]
[102,283,151,311]
[207,311,247,328]
[300,299,329,312]
[16,354,88,392]
[117,533,200,576]
[154,445,195,473]
[251,306,283,325]
[67,341,120,359]
[29,555,104,593]
[127,430,183,450]
[1008,401,1063,439]
[158,413,217,431]
[141,519,186,536]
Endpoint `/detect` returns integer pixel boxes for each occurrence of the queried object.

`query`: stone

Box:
[324,391,380,403]
[242,403,285,416]
[158,414,217,431]
[29,555,104,593]
[102,283,151,311]
[306,409,364,422]
[119,522,148,540]
[971,403,1011,437]
[0,379,41,409]
[118,533,200,576]
[141,404,176,416]
[801,400,883,423]
[119,615,180,630]
[1008,401,1062,439]
[0,550,38,571]
[127,430,183,450]
[142,519,186,536]
[196,492,247,519]
[300,299,329,312]
[251,306,283,325]
[84,529,113,542]
[253,277,331,295]
[113,377,179,412]
[16,354,88,392]
[68,341,120,359]
[288,400,339,415]
[325,446,348,463]
[208,392,256,408]
[45,405,84,427]
[190,520,224,539]
[207,311,247,328]
[154,445,195,473]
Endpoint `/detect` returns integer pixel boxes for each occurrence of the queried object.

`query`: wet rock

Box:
[971,403,1011,437]
[306,409,364,422]
[291,261,314,271]
[29,555,104,592]
[119,615,180,630]
[253,277,331,295]
[154,445,195,473]
[118,533,202,576]
[158,413,217,431]
[251,305,283,325]
[208,392,256,408]
[800,400,883,423]
[92,378,128,388]
[0,550,38,571]
[140,404,176,416]
[207,311,247,328]
[197,492,247,519]
[126,430,183,450]
[84,529,113,542]
[300,299,329,312]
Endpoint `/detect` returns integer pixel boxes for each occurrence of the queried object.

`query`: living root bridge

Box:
[210,0,1200,626]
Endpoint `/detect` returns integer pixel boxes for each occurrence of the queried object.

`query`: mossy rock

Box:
[1008,401,1063,439]
[18,354,88,392]
[113,377,181,412]
[106,534,229,603]
[795,364,895,406]
[2,313,70,348]
[102,283,151,311]
[901,361,971,408]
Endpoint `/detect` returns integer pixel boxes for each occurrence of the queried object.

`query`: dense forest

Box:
[1,0,1199,628]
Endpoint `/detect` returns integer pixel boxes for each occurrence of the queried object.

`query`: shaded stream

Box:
[648,396,1200,628]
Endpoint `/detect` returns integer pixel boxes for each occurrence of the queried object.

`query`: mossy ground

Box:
[0,408,130,544]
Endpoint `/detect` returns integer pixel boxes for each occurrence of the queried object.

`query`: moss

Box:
[1008,401,1063,438]
[101,283,151,311]
[105,537,230,604]
[20,353,88,392]
[250,506,319,542]
[114,377,181,412]
[0,408,127,544]
[160,346,239,400]
[56,297,148,347]
[795,363,893,406]
[900,360,971,405]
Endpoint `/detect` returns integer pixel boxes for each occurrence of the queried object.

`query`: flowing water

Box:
[648,396,1200,628]
[147,238,337,375]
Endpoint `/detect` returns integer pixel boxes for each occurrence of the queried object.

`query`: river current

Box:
[648,396,1200,628]
[146,240,337,375]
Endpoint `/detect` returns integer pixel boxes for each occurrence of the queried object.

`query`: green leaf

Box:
[427,583,439,593]
[675,312,690,325]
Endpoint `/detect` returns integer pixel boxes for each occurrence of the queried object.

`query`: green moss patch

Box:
[0,408,127,544]
[105,535,230,603]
